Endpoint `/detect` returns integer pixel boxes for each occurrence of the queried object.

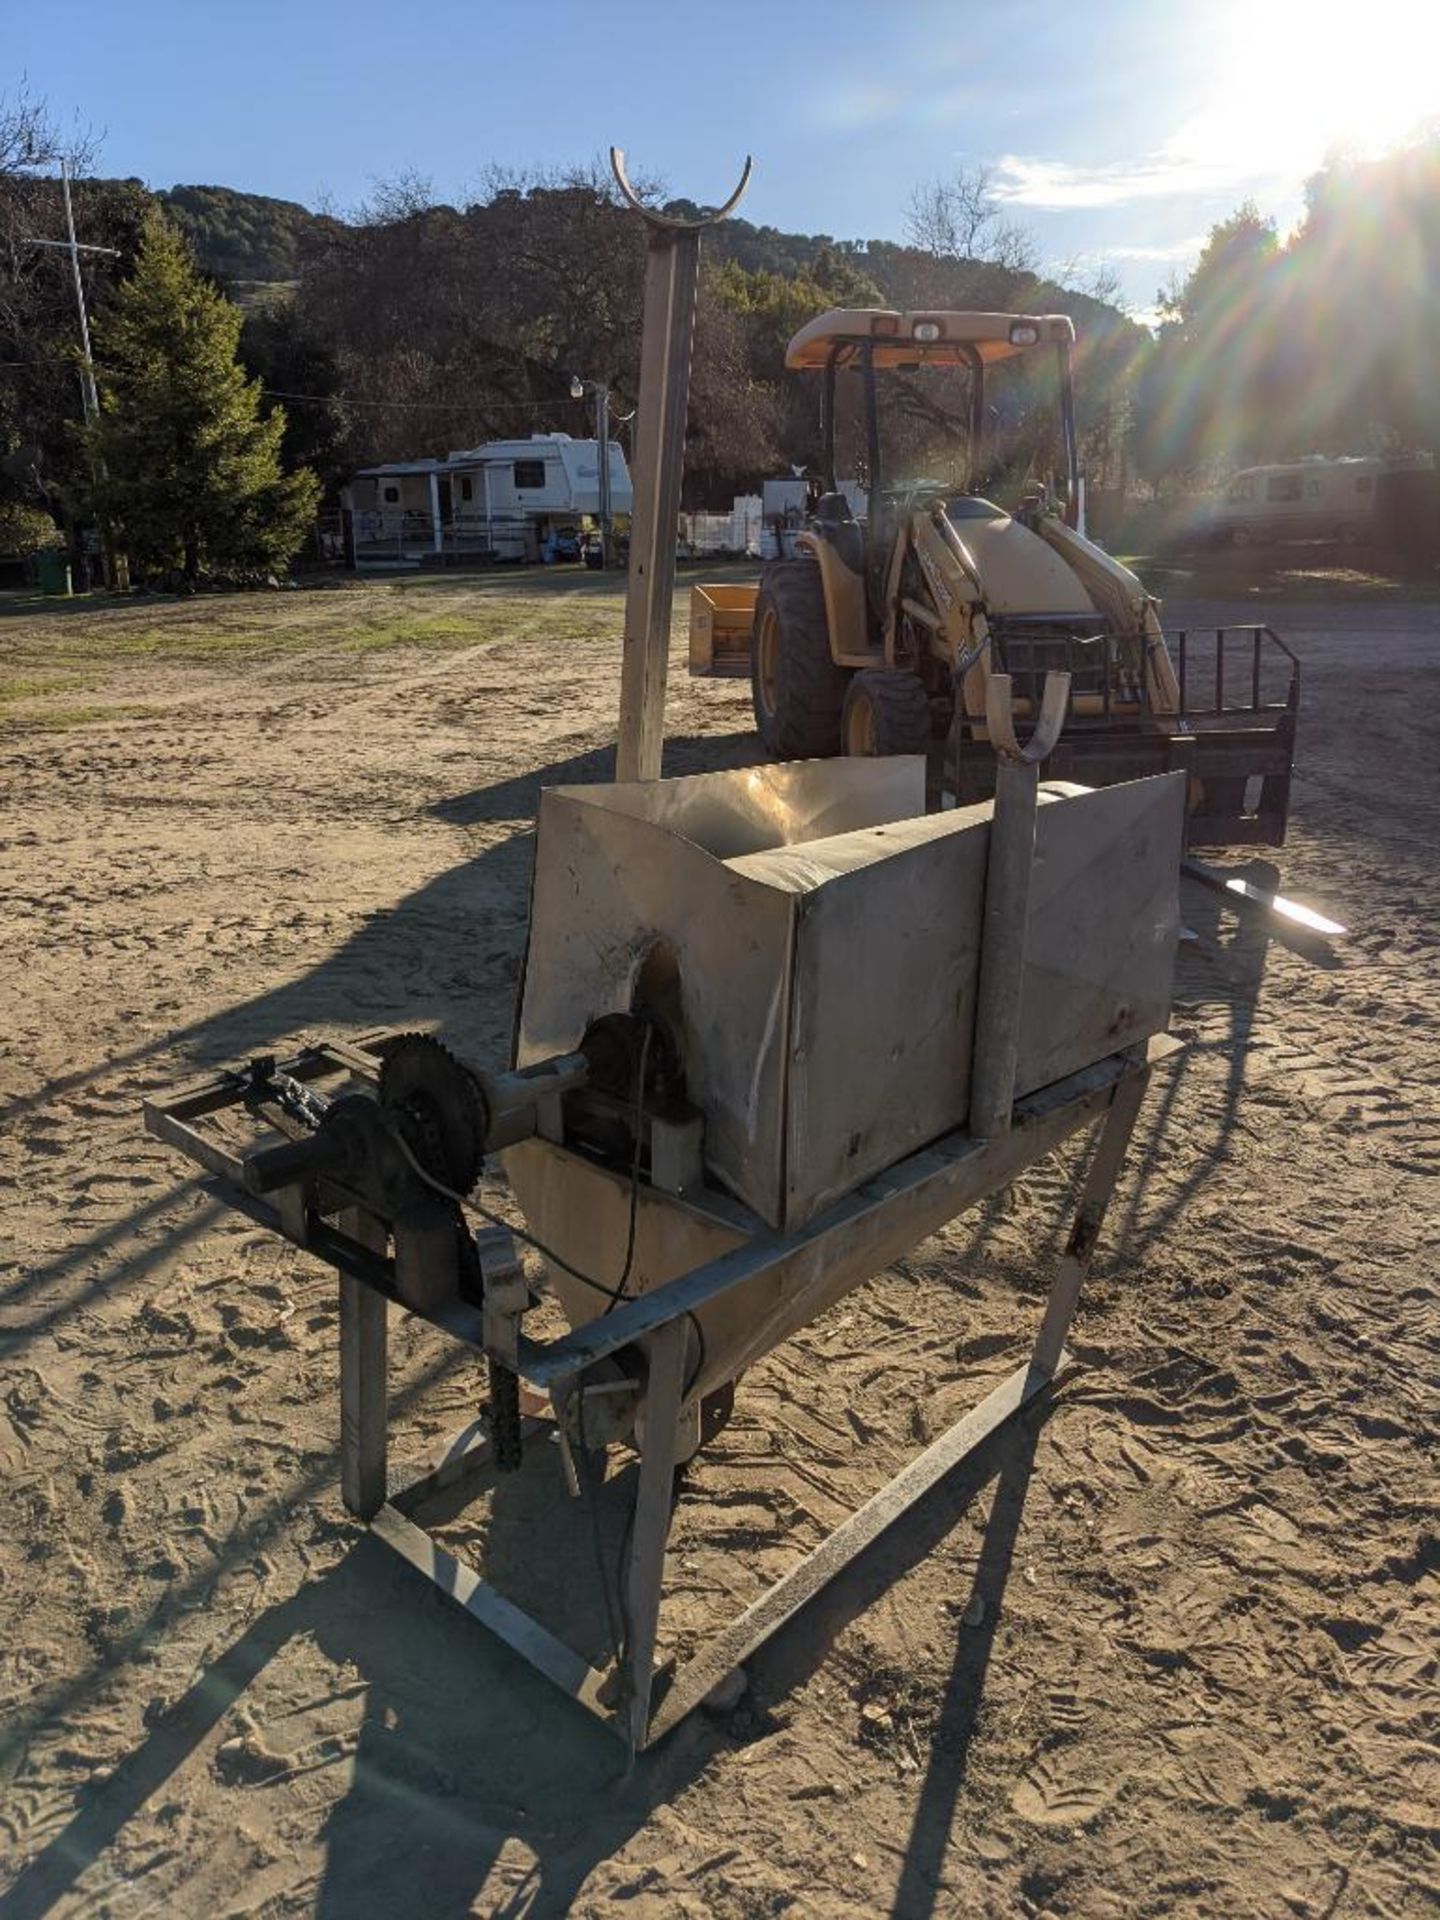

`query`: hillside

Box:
[147,182,1136,357]
[155,183,340,285]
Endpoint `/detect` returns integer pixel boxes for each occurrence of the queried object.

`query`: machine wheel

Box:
[841,667,932,757]
[1230,524,1254,549]
[751,564,850,759]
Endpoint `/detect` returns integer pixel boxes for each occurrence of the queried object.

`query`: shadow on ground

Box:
[1,1373,1054,1920]
[4,718,1293,1915]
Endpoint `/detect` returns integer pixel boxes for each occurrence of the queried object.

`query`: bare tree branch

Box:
[903,164,1037,274]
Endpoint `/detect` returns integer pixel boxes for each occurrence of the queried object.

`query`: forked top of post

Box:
[610,148,754,231]
[986,671,1073,766]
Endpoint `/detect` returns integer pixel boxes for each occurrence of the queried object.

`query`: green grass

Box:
[0,671,93,701]
[8,551,1422,704]
[0,574,646,704]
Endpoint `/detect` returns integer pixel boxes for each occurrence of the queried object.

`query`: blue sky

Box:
[10,0,1438,312]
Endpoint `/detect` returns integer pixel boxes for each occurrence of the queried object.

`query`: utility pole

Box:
[595,382,612,568]
[571,373,613,566]
[62,160,102,424]
[29,159,116,423]
[27,158,122,588]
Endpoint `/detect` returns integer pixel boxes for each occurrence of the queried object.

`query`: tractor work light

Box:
[912,320,942,342]
[1009,324,1040,346]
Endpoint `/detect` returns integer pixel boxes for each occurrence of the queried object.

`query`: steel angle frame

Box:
[144,1035,1173,1751]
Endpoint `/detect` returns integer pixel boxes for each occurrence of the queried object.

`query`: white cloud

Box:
[992,108,1311,211]
[1107,236,1209,262]
[992,148,1258,211]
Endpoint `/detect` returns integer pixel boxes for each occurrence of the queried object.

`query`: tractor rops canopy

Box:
[785,308,1076,372]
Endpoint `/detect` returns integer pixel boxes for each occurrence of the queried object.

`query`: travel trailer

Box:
[341,434,633,569]
[1209,454,1433,549]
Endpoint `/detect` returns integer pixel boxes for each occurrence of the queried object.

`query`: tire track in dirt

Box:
[1,582,1436,1918]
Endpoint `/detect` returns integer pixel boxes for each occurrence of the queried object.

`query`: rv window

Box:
[1304,478,1322,498]
[1355,475,1372,494]
[514,460,546,490]
[1265,474,1303,502]
[383,485,400,504]
[1226,478,1255,502]
[460,476,474,502]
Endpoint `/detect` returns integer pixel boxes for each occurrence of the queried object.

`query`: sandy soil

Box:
[1,571,1436,1919]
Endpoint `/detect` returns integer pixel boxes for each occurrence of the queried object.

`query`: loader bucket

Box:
[689,582,759,677]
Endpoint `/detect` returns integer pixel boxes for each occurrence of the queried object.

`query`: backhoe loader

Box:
[690,308,1298,845]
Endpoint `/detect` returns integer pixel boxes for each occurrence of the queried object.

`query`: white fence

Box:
[679,495,762,557]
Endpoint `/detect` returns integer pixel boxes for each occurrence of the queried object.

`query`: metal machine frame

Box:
[144,1027,1171,1753]
[819,331,1080,529]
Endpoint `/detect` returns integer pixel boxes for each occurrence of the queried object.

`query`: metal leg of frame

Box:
[623,1317,689,1751]
[1031,1067,1149,1378]
[339,1207,388,1519]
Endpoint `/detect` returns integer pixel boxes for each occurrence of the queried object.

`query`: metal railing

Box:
[1172,624,1299,718]
[991,618,1147,722]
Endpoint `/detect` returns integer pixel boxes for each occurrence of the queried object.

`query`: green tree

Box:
[1131,203,1281,485]
[85,213,318,581]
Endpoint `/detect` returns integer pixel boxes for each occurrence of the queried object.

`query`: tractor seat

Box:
[811,492,865,574]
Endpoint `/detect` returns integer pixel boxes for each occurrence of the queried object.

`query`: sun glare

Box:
[1201,0,1440,177]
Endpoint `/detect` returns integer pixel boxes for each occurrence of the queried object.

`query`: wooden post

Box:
[616,226,701,782]
[610,149,752,783]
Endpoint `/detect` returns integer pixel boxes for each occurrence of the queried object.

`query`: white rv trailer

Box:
[1209,452,1433,549]
[342,434,633,569]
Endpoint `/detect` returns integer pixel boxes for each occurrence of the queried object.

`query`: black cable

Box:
[684,1311,707,1398]
[260,386,588,415]
[614,1491,637,1684]
[576,1390,623,1665]
[602,1023,652,1317]
[388,1125,632,1304]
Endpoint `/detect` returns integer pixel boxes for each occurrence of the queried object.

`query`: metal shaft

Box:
[967,670,1071,1139]
[616,224,701,782]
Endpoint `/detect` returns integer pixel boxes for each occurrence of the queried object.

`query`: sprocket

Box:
[377,1031,488,1193]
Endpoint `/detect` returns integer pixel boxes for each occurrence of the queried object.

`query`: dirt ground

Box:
[1,567,1436,1919]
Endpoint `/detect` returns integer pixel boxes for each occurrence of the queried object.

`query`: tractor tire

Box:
[842,667,933,757]
[751,563,850,759]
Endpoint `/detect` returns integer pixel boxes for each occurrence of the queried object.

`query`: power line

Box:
[1,370,594,422]
[260,386,589,415]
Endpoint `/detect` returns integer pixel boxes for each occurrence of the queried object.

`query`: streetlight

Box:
[570,373,612,567]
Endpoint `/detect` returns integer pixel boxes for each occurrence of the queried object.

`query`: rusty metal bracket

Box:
[609,147,753,782]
